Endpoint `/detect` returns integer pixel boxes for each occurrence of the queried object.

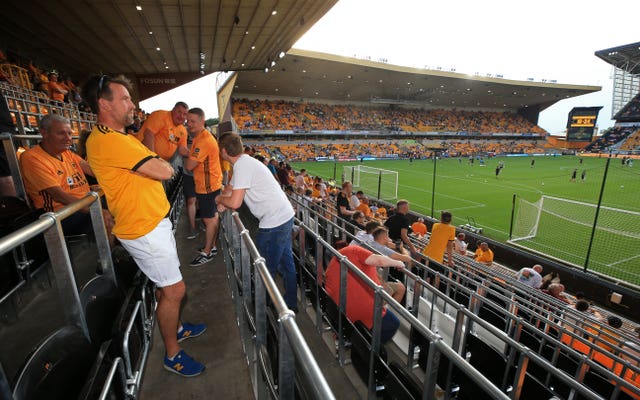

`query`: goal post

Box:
[342,165,398,201]
[509,195,640,280]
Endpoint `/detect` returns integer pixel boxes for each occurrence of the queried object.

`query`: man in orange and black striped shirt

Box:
[20,114,112,235]
[183,108,222,267]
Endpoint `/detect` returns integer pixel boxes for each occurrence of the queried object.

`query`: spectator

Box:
[183,108,222,267]
[311,183,325,200]
[267,158,278,178]
[453,232,468,255]
[337,181,356,220]
[182,126,199,240]
[543,283,570,304]
[294,169,307,191]
[47,71,67,102]
[324,243,405,343]
[354,220,381,244]
[515,264,543,288]
[215,133,298,311]
[136,102,189,161]
[350,190,363,209]
[384,199,418,255]
[356,196,373,219]
[572,299,604,322]
[422,211,455,267]
[82,75,206,377]
[276,161,290,187]
[410,217,428,237]
[540,271,561,290]
[366,226,410,302]
[596,316,623,353]
[20,114,113,236]
[350,210,366,233]
[473,242,494,266]
[374,203,387,220]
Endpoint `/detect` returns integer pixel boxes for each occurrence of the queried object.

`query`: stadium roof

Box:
[232,49,601,112]
[0,0,337,77]
[595,42,640,75]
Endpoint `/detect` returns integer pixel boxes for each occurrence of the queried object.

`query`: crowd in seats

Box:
[288,184,640,398]
[244,138,548,162]
[445,139,546,156]
[232,98,548,135]
[619,128,640,151]
[584,125,639,152]
[614,92,640,122]
[1,81,96,136]
[269,141,421,161]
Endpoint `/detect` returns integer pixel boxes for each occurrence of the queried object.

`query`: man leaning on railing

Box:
[216,132,299,312]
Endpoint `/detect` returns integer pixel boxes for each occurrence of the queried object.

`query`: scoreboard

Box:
[566,107,602,141]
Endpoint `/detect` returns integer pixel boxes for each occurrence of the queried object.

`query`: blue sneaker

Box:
[163,350,205,377]
[177,322,207,343]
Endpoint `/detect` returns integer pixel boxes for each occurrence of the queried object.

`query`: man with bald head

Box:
[137,101,189,161]
[515,264,543,288]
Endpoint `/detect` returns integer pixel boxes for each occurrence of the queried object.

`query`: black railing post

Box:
[584,155,611,272]
[509,194,516,240]
[431,152,437,218]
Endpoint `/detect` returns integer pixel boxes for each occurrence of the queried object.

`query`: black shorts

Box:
[196,189,220,219]
[182,173,196,198]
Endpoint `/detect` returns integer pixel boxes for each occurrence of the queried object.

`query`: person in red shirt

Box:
[324,244,405,343]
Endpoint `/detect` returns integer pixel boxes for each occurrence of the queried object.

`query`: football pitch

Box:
[292,155,640,285]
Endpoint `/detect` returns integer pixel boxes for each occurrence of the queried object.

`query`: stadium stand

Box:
[614,92,640,122]
[584,125,640,153]
[2,35,640,399]
[232,98,548,135]
[1,81,96,136]
[620,128,640,151]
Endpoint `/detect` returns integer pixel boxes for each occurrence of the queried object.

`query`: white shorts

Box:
[118,218,183,287]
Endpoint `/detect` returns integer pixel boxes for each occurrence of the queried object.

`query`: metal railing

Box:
[0,189,162,399]
[218,209,335,400]
[290,194,639,400]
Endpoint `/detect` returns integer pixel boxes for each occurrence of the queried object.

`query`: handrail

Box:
[0,191,99,257]
[227,211,336,400]
[298,219,511,399]
[290,194,638,399]
[291,194,640,347]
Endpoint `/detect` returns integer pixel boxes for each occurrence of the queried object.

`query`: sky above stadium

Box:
[140,0,639,135]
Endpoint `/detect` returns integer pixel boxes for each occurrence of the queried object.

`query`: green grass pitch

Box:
[292,155,640,285]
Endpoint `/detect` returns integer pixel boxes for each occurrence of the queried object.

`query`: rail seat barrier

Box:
[289,193,639,400]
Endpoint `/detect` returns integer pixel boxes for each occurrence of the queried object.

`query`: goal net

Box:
[342,165,398,201]
[509,195,640,282]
